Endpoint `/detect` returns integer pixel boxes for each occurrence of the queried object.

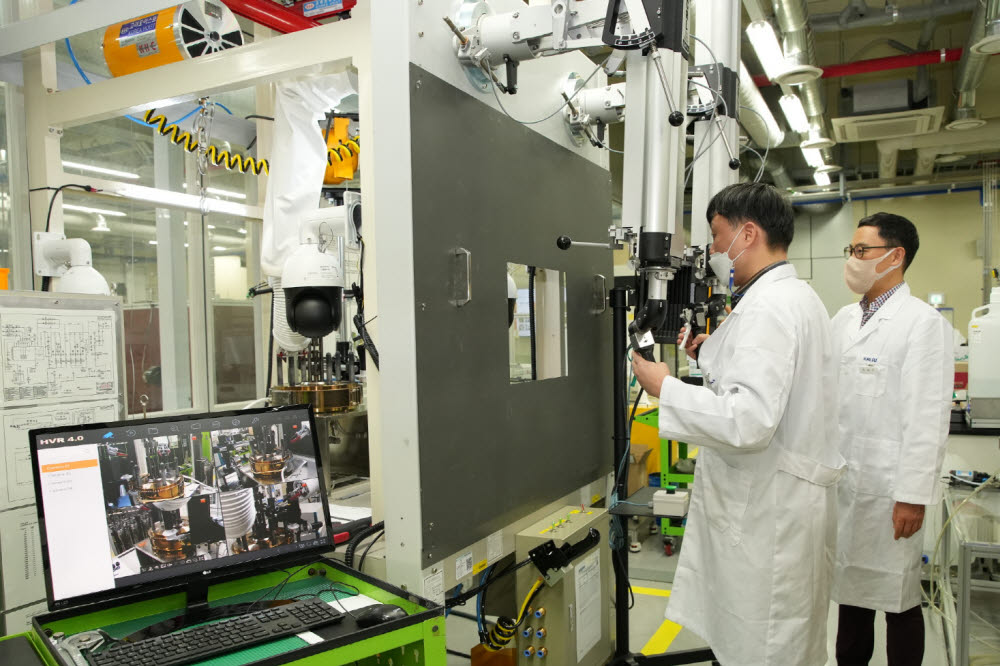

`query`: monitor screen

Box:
[29,405,333,610]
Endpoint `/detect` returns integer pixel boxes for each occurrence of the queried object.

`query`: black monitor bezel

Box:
[29,403,333,612]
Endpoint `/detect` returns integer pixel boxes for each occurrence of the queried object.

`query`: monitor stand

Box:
[124,579,257,640]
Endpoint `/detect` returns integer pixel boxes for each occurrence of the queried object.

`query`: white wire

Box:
[972,610,1000,636]
[740,144,766,183]
[923,468,1000,632]
[950,473,988,487]
[737,104,772,182]
[483,57,607,126]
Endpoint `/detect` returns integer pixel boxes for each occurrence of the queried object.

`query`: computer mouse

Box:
[354,603,408,628]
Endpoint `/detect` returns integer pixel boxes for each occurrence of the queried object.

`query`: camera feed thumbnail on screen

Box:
[98,418,326,579]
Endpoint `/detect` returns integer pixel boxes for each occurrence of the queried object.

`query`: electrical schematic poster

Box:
[0,309,118,408]
[0,400,119,511]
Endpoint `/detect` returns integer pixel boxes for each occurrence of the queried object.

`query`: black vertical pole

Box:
[611,285,629,657]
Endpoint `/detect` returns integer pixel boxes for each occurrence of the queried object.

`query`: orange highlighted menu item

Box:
[41,459,99,473]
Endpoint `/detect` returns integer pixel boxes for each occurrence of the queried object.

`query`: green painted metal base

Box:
[28,559,446,666]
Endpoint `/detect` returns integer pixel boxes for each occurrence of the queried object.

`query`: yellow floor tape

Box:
[633,586,683,654]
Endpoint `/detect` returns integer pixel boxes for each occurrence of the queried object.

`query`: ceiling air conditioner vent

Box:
[832,107,944,143]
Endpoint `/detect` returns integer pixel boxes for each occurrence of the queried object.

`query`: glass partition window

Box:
[62,192,193,415]
[0,84,11,277]
[508,263,569,382]
[206,215,261,406]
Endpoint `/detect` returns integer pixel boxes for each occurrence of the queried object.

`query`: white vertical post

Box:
[691,0,741,246]
[3,83,32,290]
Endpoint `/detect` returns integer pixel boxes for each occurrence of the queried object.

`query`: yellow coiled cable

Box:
[144,109,362,176]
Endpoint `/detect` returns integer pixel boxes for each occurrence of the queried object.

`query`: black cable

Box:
[266,292,274,397]
[245,114,274,121]
[345,520,383,568]
[315,583,361,620]
[350,238,379,369]
[28,186,57,192]
[446,558,533,608]
[356,530,384,572]
[527,266,537,380]
[611,549,635,610]
[246,564,313,611]
[447,650,472,659]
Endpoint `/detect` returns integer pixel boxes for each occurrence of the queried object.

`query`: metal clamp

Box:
[449,247,472,307]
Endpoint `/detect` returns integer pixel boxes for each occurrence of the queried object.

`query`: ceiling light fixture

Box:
[63,204,127,217]
[91,214,111,232]
[801,148,825,169]
[238,228,247,235]
[746,20,788,83]
[779,95,811,133]
[814,172,832,186]
[148,240,158,245]
[206,187,247,200]
[213,246,226,251]
[800,127,836,150]
[62,160,140,180]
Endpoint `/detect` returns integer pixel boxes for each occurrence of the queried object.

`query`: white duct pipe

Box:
[738,62,785,149]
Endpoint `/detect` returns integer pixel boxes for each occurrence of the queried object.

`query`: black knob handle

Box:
[668,111,685,127]
[556,235,572,250]
[728,158,741,170]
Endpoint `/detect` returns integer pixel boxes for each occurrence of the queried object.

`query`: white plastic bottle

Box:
[968,287,1000,401]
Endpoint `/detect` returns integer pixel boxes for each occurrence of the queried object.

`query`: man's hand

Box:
[892,502,925,540]
[632,354,671,398]
[675,327,710,361]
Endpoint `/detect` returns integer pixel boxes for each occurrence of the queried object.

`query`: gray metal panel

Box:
[408,64,614,562]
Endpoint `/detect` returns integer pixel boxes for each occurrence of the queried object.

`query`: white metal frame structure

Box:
[9,1,616,599]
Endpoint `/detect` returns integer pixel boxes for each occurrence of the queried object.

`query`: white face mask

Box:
[844,251,901,295]
[708,224,748,288]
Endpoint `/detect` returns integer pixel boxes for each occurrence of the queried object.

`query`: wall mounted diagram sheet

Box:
[0,308,118,408]
[0,505,45,611]
[0,400,119,511]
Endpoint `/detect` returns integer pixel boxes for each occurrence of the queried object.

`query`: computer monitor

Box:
[30,404,333,612]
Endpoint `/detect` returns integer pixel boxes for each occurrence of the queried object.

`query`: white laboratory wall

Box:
[788,203,858,317]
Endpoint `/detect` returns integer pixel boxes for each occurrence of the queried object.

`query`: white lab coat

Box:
[657,264,845,666]
[830,283,953,613]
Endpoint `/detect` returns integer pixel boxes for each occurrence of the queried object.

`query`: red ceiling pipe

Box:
[753,47,966,87]
[222,0,322,33]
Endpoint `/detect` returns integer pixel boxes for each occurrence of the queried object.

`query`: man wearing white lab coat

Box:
[633,183,845,666]
[831,213,953,666]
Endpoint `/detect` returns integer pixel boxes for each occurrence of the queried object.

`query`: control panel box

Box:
[515,507,611,665]
[652,489,690,517]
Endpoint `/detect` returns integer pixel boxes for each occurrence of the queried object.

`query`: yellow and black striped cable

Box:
[483,576,544,652]
[144,109,361,175]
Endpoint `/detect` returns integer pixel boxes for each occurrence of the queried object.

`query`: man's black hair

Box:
[706,182,795,251]
[857,212,919,271]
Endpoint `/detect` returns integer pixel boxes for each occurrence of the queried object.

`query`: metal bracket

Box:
[449,247,472,307]
[33,231,68,276]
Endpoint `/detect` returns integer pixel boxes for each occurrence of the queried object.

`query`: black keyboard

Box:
[86,597,345,666]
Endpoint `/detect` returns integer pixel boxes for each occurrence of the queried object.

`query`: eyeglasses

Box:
[843,244,895,259]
